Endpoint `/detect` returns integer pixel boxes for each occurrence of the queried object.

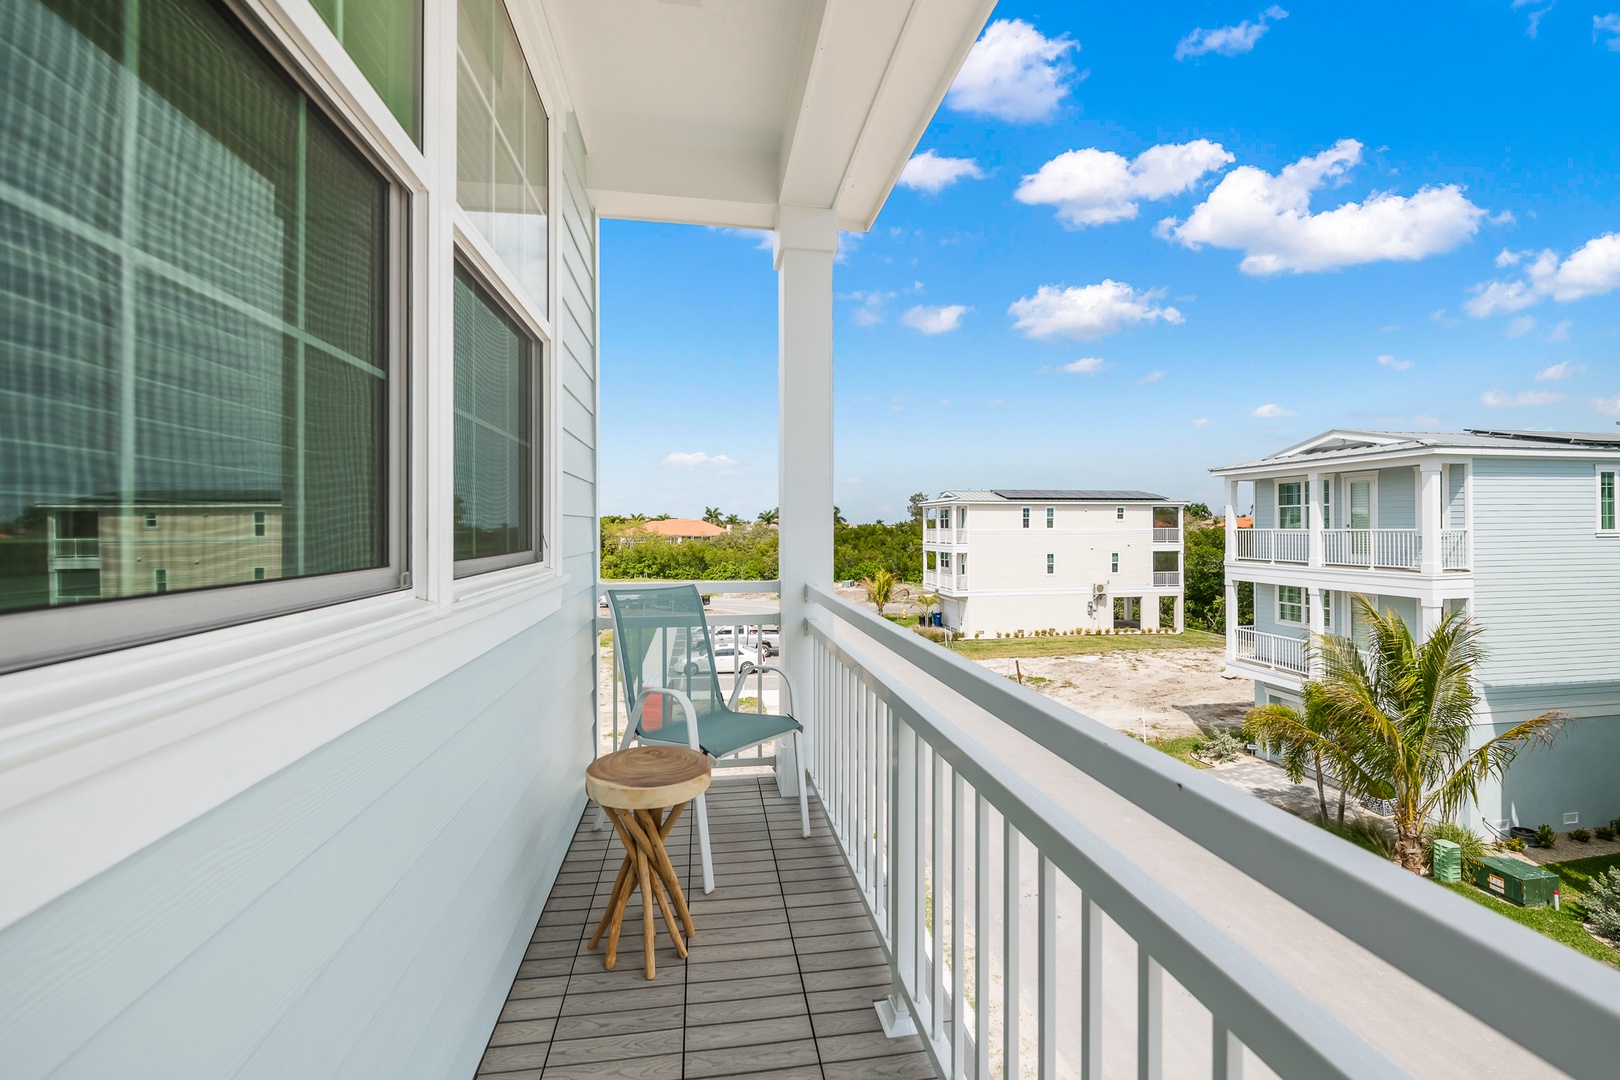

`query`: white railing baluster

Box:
[1138,951,1162,1080]
[951,771,966,1076]
[1212,1024,1244,1080]
[1081,894,1102,1080]
[856,685,868,891]
[915,738,927,1003]
[1039,854,1057,1080]
[975,795,990,1080]
[1003,820,1020,1080]
[931,747,946,1044]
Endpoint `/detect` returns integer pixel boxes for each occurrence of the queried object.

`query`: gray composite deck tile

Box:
[683,992,809,1027]
[683,1012,815,1053]
[558,980,686,1016]
[807,1005,887,1037]
[792,929,882,954]
[790,914,879,938]
[544,1027,683,1068]
[507,976,570,1000]
[796,947,889,974]
[525,938,581,961]
[681,1037,822,1078]
[683,935,796,964]
[550,1002,684,1041]
[806,984,893,1016]
[819,1053,939,1080]
[487,1018,558,1047]
[686,953,801,982]
[682,971,805,1005]
[800,964,893,994]
[499,996,564,1023]
[477,1040,551,1073]
[815,1028,929,1063]
[540,1055,682,1080]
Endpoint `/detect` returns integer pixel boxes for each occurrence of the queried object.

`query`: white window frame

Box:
[1110,552,1119,573]
[1277,585,1306,625]
[1276,479,1305,531]
[1343,472,1379,531]
[1046,553,1054,575]
[1598,466,1618,535]
[940,552,950,569]
[1022,507,1030,529]
[144,513,159,530]
[957,506,966,529]
[1115,506,1125,520]
[1045,506,1054,528]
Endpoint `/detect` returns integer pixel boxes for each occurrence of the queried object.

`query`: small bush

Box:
[1572,828,1592,843]
[1316,816,1397,861]
[1595,826,1616,842]
[1201,729,1244,764]
[1584,867,1620,942]
[1611,818,1620,834]
[1502,837,1526,852]
[1536,824,1557,849]
[1424,821,1488,873]
[912,626,947,643]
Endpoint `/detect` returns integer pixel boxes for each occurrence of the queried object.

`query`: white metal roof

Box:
[929,489,1176,503]
[1211,428,1620,475]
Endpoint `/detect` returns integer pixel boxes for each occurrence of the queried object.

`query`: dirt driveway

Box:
[969,646,1253,738]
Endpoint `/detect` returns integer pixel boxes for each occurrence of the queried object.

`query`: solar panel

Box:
[989,489,1170,501]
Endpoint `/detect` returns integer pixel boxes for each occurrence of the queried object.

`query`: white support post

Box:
[1224,478,1239,560]
[1224,578,1239,662]
[1420,601,1443,642]
[774,206,837,799]
[1306,470,1323,568]
[1307,587,1326,678]
[1419,462,1443,576]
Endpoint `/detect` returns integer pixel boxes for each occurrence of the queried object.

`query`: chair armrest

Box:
[631,686,703,753]
[729,662,798,717]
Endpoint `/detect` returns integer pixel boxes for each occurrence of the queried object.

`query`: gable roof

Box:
[1212,427,1620,474]
[635,518,727,538]
[933,489,1173,503]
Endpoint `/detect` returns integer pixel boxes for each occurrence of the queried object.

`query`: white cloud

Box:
[1519,1,1553,37]
[986,399,1006,408]
[1507,315,1537,337]
[1481,389,1562,407]
[1594,393,1620,416]
[899,150,986,194]
[1060,357,1107,374]
[848,290,893,327]
[1376,353,1412,370]
[714,227,775,251]
[1536,361,1583,381]
[938,398,952,406]
[1192,417,1210,427]
[947,19,1077,122]
[661,451,738,469]
[1548,319,1572,341]
[1161,139,1487,274]
[1466,233,1620,316]
[1008,280,1184,341]
[1251,403,1295,417]
[1176,5,1288,60]
[901,304,970,334]
[1596,13,1620,50]
[1139,370,1166,383]
[1015,141,1233,227]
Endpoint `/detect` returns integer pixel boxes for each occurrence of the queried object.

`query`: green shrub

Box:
[1202,729,1244,764]
[1536,824,1557,848]
[1585,867,1620,942]
[1595,826,1616,842]
[1316,816,1397,861]
[912,626,947,644]
[1424,822,1488,873]
[1571,828,1592,843]
[1611,818,1620,834]
[1502,836,1526,852]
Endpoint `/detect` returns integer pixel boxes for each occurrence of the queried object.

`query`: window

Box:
[0,0,402,672]
[253,567,267,582]
[154,569,169,595]
[1046,507,1054,528]
[1278,586,1305,624]
[1022,508,1030,528]
[253,511,267,538]
[1277,482,1304,530]
[311,0,422,139]
[939,552,950,569]
[1116,506,1125,520]
[1322,590,1333,632]
[1601,470,1616,531]
[1321,480,1333,530]
[1046,554,1054,575]
[453,264,540,573]
[459,0,550,316]
[1110,552,1119,573]
[959,554,967,576]
[957,506,967,529]
[144,514,159,530]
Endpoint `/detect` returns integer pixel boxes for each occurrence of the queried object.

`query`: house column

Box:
[1419,461,1443,575]
[1308,586,1327,678]
[774,206,837,799]
[1224,577,1239,660]
[1307,470,1324,568]
[1224,478,1239,559]
[1420,601,1443,641]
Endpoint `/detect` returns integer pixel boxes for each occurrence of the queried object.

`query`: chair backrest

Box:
[607,584,726,737]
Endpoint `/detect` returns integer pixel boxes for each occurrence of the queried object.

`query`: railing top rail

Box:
[808,619,1398,1079]
[599,579,779,594]
[805,584,1620,1080]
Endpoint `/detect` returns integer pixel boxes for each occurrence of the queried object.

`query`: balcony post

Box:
[1224,478,1238,560]
[1419,461,1443,575]
[773,206,837,799]
[1307,587,1326,679]
[1306,470,1323,568]
[1224,577,1238,661]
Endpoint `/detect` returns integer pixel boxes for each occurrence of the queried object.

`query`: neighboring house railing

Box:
[1232,625,1310,676]
[1321,528,1421,570]
[1152,570,1181,587]
[1440,529,1469,570]
[1153,527,1181,543]
[49,537,100,560]
[1233,528,1308,563]
[803,586,1619,1080]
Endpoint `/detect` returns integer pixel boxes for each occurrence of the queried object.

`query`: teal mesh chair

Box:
[607,584,810,893]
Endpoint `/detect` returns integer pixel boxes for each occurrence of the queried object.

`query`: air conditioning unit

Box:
[1092,582,1108,598]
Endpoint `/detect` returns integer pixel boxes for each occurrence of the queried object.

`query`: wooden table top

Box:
[586,746,711,810]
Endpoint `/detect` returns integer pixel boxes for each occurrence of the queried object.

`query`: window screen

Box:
[0,0,394,641]
[309,0,422,140]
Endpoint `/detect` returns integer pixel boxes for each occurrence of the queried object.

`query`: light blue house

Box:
[1213,429,1620,836]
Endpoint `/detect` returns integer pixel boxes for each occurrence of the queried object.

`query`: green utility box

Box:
[1474,855,1559,907]
[1432,839,1462,883]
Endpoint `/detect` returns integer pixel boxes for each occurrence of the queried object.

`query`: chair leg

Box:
[695,791,715,894]
[795,730,811,838]
[592,805,607,832]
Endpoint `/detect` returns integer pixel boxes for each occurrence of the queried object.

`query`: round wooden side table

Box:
[585,745,711,979]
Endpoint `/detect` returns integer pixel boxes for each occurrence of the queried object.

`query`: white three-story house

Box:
[921,489,1185,637]
[1213,429,1620,835]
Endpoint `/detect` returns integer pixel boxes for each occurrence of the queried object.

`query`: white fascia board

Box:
[586,138,780,228]
[1212,443,1620,478]
[1223,562,1474,602]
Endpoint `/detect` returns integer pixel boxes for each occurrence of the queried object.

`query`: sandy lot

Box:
[969,646,1254,738]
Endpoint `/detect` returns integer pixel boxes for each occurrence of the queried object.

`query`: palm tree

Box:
[1249,597,1569,873]
[702,506,723,525]
[860,568,896,618]
[1245,698,1348,824]
[722,513,743,528]
[757,507,779,526]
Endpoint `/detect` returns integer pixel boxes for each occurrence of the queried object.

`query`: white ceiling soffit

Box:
[543,0,994,231]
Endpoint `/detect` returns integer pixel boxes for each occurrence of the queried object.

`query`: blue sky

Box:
[600,2,1620,522]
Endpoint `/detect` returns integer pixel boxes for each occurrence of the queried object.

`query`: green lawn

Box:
[1142,734,1212,769]
[882,612,921,627]
[1436,853,1620,969]
[947,628,1224,659]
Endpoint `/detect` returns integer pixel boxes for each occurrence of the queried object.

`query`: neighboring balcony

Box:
[47,537,101,568]
[1232,528,1471,572]
[1152,570,1182,587]
[1152,527,1181,543]
[1232,625,1310,677]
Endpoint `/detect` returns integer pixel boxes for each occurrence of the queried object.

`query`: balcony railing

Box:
[1321,528,1421,570]
[1232,527,1308,563]
[1152,570,1181,587]
[801,586,1617,1079]
[1152,527,1181,543]
[1441,528,1469,570]
[49,537,100,560]
[1232,625,1310,676]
